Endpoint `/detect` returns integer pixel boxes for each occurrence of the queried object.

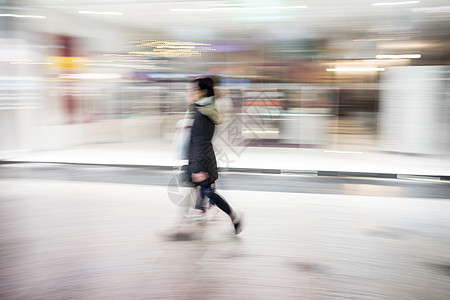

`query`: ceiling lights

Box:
[371,1,420,6]
[376,54,421,58]
[0,14,46,18]
[326,67,385,72]
[128,40,214,58]
[170,5,307,12]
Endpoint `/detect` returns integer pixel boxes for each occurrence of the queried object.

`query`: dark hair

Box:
[192,76,215,97]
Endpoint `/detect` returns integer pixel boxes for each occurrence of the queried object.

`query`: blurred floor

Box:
[1,165,449,299]
[2,139,449,176]
[1,164,449,199]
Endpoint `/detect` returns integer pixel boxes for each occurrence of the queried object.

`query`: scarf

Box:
[194,96,224,125]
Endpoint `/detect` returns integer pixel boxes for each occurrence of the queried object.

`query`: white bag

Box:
[173,115,194,160]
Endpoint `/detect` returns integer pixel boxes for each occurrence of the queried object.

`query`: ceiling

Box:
[10,0,450,41]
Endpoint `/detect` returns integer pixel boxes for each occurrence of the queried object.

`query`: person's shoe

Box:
[200,202,215,214]
[185,209,206,221]
[233,214,244,235]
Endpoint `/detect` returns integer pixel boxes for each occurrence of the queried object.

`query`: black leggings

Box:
[196,179,231,215]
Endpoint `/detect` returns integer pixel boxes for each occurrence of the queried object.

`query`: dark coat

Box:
[187,110,218,182]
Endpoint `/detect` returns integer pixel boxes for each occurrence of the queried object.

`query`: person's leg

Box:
[201,184,232,215]
[200,180,243,234]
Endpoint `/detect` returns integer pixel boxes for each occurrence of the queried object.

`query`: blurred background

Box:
[1,0,449,168]
[1,2,450,299]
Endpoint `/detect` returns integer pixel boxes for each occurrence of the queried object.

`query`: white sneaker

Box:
[184,208,206,221]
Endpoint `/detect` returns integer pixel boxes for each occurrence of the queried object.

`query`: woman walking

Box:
[186,76,244,235]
